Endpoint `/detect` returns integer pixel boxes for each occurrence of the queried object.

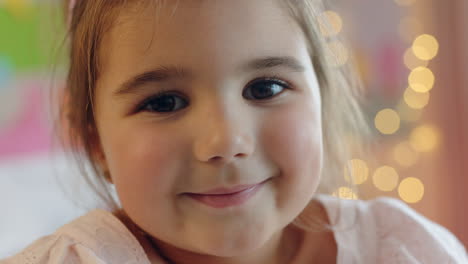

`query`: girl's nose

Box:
[193,108,254,164]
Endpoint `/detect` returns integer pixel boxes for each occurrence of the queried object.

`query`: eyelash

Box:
[134,75,292,114]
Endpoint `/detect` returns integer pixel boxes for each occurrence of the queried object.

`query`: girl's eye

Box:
[137,92,188,113]
[136,77,290,113]
[243,78,289,100]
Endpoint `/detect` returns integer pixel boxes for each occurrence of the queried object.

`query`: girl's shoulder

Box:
[0,209,151,264]
[315,195,468,264]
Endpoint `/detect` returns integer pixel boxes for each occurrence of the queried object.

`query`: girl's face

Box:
[95,0,323,261]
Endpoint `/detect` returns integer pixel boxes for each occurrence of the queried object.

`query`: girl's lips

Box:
[191,183,261,195]
[185,181,266,208]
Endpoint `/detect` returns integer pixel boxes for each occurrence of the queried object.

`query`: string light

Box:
[403,48,429,70]
[332,187,358,200]
[318,11,343,37]
[410,124,440,152]
[326,40,349,67]
[408,66,435,93]
[344,159,369,185]
[393,141,420,167]
[375,109,401,135]
[412,34,439,61]
[403,87,430,109]
[398,177,424,203]
[372,166,400,192]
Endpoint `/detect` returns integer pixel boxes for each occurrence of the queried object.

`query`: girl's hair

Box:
[59,0,370,230]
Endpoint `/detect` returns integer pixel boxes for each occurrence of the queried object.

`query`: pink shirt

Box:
[2,195,467,264]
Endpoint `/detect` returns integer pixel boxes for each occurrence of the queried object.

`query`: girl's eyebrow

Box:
[114,56,306,97]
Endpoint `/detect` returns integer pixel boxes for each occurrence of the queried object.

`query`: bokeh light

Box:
[332,187,358,200]
[327,40,349,67]
[393,141,420,167]
[408,67,435,93]
[412,34,439,61]
[403,87,430,109]
[318,10,343,37]
[398,177,425,203]
[410,124,440,152]
[403,48,429,70]
[372,166,400,192]
[344,159,369,185]
[375,109,401,135]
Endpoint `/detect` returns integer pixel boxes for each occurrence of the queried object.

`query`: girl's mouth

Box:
[184,180,267,208]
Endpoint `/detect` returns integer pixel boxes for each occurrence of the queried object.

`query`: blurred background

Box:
[0,0,467,258]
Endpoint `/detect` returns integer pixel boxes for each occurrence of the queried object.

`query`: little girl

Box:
[3,0,467,263]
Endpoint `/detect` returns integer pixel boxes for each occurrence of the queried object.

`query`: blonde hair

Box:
[59,0,370,229]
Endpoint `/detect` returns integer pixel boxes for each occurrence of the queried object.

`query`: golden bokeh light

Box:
[332,187,359,200]
[398,177,424,203]
[374,109,401,135]
[318,10,343,37]
[399,17,423,43]
[393,141,420,167]
[403,88,430,109]
[344,159,369,185]
[372,166,399,192]
[394,0,417,6]
[408,67,435,93]
[327,40,349,67]
[412,34,439,61]
[410,124,441,152]
[403,48,429,70]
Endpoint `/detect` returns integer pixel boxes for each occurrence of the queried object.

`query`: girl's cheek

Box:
[262,102,323,184]
[103,124,179,186]
[261,103,323,216]
[262,101,323,204]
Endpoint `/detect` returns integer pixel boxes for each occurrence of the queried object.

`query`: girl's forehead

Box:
[98,0,310,85]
